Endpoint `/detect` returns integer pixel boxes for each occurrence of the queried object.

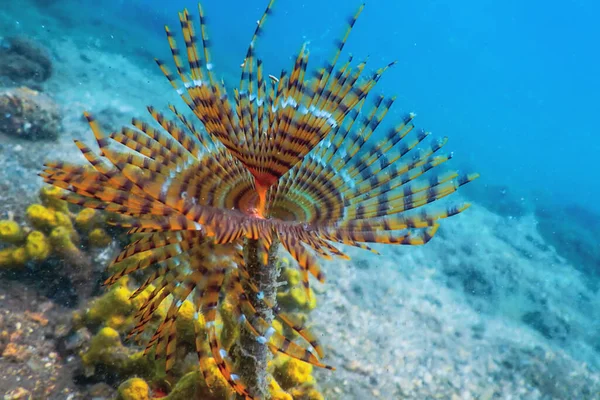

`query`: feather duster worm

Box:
[41,1,478,398]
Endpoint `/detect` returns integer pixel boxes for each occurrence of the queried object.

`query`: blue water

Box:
[101,0,599,213]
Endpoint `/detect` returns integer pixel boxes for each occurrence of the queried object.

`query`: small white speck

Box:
[264,327,276,340]
[256,336,267,344]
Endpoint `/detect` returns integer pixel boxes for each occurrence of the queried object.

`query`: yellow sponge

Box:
[26,204,57,232]
[75,208,101,231]
[49,226,80,257]
[39,185,69,213]
[25,230,50,261]
[88,228,112,247]
[0,220,25,244]
[117,377,150,400]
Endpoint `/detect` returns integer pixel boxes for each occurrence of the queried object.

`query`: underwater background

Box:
[0,0,599,399]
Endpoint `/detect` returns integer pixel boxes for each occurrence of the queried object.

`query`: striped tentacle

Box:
[108,128,179,169]
[127,240,237,345]
[267,70,399,223]
[266,103,366,222]
[128,261,172,301]
[229,4,373,206]
[320,204,469,233]
[309,4,364,111]
[75,115,190,211]
[146,106,202,159]
[149,247,231,371]
[168,104,217,154]
[198,266,227,329]
[149,275,200,371]
[341,112,416,177]
[191,285,212,389]
[344,173,479,221]
[128,263,188,342]
[239,0,275,157]
[105,231,205,286]
[277,227,320,296]
[130,118,191,165]
[179,9,203,83]
[41,149,177,218]
[113,156,249,240]
[207,325,250,398]
[35,184,145,217]
[161,7,246,169]
[266,99,364,221]
[200,246,252,396]
[97,110,257,231]
[113,231,194,264]
[342,134,447,201]
[272,306,326,359]
[295,114,426,212]
[94,140,185,182]
[319,224,441,246]
[343,142,451,208]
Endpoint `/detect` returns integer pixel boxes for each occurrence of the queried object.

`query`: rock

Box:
[4,387,32,400]
[521,310,571,343]
[64,328,91,351]
[85,383,116,400]
[0,37,53,87]
[2,342,31,362]
[0,87,61,140]
[535,203,600,287]
[344,360,361,372]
